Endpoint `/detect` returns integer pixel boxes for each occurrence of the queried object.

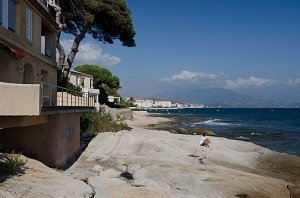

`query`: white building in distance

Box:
[153,100,172,108]
[69,70,100,110]
[133,98,172,109]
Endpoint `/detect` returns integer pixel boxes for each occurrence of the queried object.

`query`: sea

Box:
[147,108,300,156]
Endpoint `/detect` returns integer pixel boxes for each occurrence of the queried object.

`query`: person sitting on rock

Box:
[200,133,210,148]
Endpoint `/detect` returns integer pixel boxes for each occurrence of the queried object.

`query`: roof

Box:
[69,70,94,78]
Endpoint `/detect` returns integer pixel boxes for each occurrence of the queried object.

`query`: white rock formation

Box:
[0,156,94,198]
[65,127,300,198]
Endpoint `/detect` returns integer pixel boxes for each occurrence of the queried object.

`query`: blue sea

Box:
[147,108,300,156]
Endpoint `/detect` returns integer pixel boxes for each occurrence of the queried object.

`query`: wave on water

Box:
[236,136,250,140]
[191,119,234,126]
[251,132,263,136]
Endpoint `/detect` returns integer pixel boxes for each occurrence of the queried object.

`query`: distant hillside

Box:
[148,88,282,108]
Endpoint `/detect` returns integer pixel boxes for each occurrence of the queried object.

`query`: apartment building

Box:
[68,69,100,110]
[0,0,94,168]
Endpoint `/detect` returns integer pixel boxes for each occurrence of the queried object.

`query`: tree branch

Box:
[64,23,90,76]
[56,30,65,69]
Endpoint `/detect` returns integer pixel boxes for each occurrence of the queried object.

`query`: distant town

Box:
[127,98,207,109]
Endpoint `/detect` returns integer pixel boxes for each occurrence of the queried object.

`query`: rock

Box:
[0,154,94,197]
[147,119,182,128]
[287,185,300,198]
[174,127,189,134]
[65,128,298,197]
[191,127,215,136]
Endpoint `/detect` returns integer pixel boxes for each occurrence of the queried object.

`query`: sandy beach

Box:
[1,111,299,197]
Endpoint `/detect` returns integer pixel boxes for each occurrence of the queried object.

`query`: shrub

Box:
[0,151,27,174]
[57,75,82,96]
[81,111,130,134]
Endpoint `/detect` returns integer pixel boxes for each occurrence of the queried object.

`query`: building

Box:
[0,0,94,168]
[153,100,172,108]
[68,69,100,110]
[107,95,120,104]
[134,98,154,109]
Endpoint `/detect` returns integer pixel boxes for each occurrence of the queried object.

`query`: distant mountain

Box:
[148,88,283,108]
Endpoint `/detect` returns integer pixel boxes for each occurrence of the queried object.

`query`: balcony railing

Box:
[41,82,95,107]
[37,0,49,11]
[0,82,95,117]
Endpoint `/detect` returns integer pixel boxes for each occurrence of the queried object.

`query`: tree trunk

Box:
[51,1,66,75]
[56,30,65,70]
[65,24,89,76]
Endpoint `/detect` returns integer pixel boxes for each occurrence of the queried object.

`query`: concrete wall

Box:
[0,82,41,116]
[0,112,82,168]
[0,0,57,105]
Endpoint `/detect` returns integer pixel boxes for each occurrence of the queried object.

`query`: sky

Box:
[61,0,300,103]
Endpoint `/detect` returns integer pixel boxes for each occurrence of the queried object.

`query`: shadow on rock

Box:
[0,153,26,182]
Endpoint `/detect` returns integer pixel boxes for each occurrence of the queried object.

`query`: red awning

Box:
[0,40,26,59]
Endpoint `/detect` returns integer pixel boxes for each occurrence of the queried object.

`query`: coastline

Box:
[67,111,300,197]
[0,110,299,197]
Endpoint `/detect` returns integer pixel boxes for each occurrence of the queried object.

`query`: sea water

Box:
[147,108,300,156]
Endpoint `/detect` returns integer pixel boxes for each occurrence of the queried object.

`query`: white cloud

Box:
[59,39,121,66]
[162,70,280,89]
[225,76,274,89]
[287,78,300,86]
[163,70,226,82]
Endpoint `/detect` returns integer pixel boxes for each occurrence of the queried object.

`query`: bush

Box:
[0,151,27,174]
[81,111,130,134]
[57,75,82,96]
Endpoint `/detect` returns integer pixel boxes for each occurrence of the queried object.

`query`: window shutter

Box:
[8,0,16,31]
[26,7,32,41]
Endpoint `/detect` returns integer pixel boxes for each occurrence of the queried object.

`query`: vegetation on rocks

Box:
[0,151,27,175]
[81,111,130,134]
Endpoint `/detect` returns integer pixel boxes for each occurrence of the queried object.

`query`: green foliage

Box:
[74,64,120,89]
[0,151,27,174]
[117,97,136,108]
[102,84,119,97]
[119,98,129,108]
[127,97,136,107]
[81,111,130,134]
[52,167,62,172]
[57,74,82,96]
[60,0,136,47]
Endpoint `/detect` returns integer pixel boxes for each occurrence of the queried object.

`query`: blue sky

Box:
[62,0,300,103]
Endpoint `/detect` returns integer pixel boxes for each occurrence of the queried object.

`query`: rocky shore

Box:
[0,111,299,197]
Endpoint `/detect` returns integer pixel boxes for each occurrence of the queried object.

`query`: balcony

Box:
[0,82,95,117]
[37,0,49,12]
[0,82,40,116]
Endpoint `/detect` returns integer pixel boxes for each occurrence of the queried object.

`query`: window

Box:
[26,7,32,41]
[81,78,85,86]
[0,0,9,29]
[8,0,16,31]
[76,76,80,85]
